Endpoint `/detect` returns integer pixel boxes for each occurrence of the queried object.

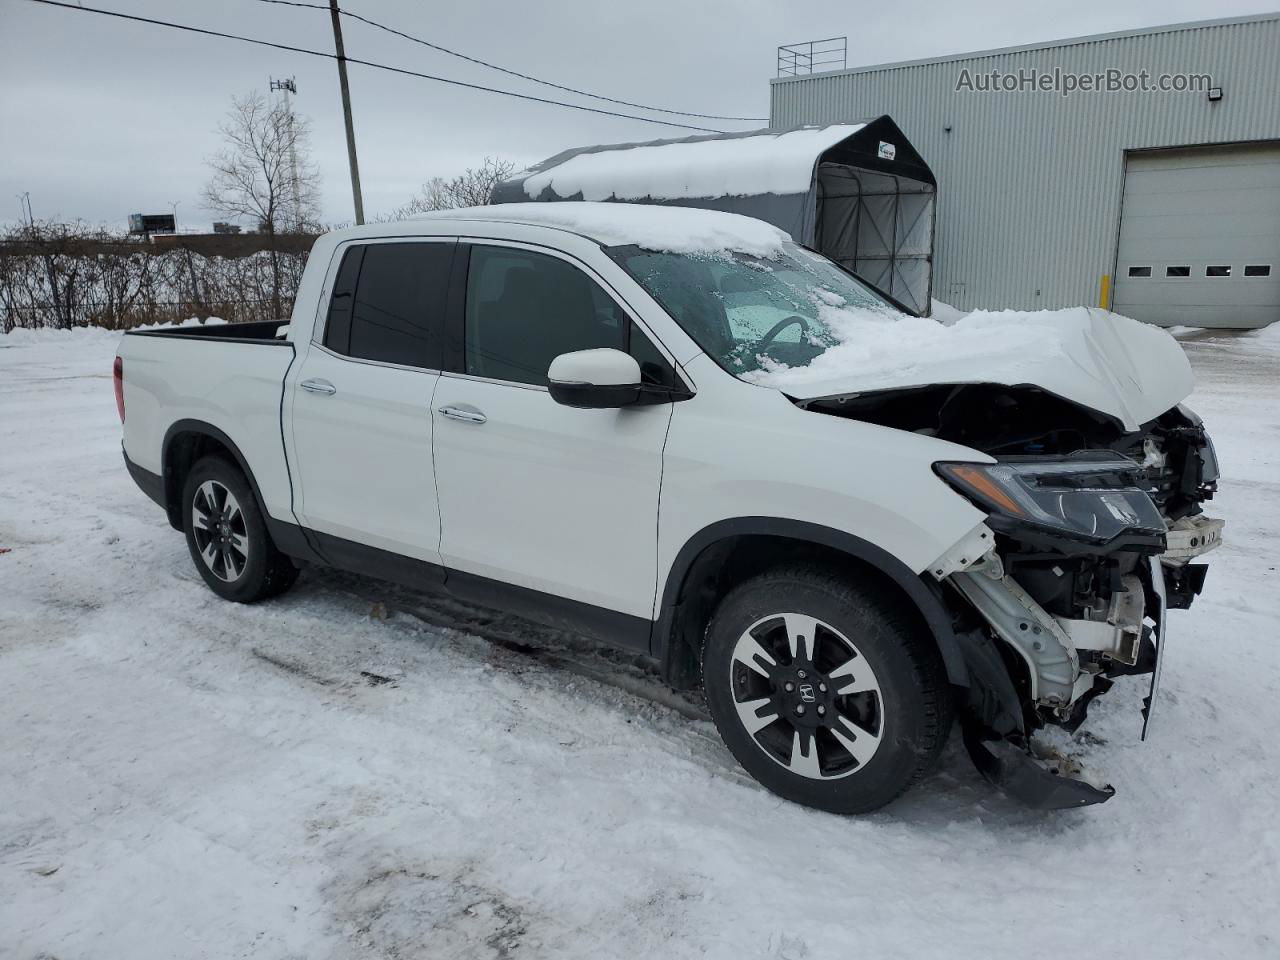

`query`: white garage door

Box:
[1113,143,1280,329]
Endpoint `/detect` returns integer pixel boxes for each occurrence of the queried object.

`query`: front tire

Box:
[703,566,951,814]
[181,456,298,603]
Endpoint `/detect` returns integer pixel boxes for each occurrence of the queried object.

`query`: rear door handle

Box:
[438,404,487,424]
[300,378,337,396]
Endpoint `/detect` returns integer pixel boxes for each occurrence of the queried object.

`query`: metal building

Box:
[770,14,1280,327]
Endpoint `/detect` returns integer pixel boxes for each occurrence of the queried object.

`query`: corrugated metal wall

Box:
[770,15,1280,311]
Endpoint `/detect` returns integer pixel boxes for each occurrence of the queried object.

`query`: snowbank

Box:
[0,317,226,346]
[0,326,122,346]
[1162,321,1280,351]
[520,124,867,202]
[929,298,968,325]
[1248,318,1280,348]
[429,201,790,258]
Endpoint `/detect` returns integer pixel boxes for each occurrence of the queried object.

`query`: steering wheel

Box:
[750,315,810,353]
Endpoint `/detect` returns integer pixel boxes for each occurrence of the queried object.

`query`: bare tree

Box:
[390,157,517,219]
[203,92,320,317]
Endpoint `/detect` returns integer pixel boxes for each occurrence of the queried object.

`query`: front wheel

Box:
[703,566,951,814]
[181,456,298,603]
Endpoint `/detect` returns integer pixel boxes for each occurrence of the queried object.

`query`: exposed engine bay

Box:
[799,383,1224,808]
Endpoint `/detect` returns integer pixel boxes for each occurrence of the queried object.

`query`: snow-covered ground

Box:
[2,324,1278,959]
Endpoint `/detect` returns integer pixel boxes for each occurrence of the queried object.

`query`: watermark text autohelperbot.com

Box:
[956,67,1214,97]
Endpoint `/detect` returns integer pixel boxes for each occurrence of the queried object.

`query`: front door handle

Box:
[438,404,487,424]
[300,378,337,396]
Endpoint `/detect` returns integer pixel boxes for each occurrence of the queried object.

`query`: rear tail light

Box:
[113,356,125,422]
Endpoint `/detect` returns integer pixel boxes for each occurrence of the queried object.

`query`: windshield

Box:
[608,241,906,380]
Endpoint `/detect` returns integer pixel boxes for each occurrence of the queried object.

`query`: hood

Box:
[778,308,1194,432]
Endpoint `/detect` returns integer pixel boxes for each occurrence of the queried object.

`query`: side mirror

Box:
[547,348,643,409]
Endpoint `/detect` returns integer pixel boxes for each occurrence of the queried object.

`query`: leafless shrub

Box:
[0,221,311,331]
[387,157,517,219]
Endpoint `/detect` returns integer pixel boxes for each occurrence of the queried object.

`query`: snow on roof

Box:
[519,124,867,202]
[423,202,790,258]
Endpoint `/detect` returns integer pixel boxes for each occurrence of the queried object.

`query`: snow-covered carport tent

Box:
[492,116,938,314]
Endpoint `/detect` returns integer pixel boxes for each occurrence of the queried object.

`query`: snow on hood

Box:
[748,307,1195,432]
[519,124,867,202]
[424,202,789,258]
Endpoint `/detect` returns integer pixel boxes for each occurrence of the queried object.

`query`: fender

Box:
[652,517,969,686]
[160,419,322,563]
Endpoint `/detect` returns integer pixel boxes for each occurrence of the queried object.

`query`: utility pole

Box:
[328,0,365,225]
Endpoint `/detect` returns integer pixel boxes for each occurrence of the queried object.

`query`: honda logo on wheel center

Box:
[798,683,816,702]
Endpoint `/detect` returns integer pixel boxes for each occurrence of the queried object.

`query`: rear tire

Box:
[702,565,951,814]
[181,456,299,603]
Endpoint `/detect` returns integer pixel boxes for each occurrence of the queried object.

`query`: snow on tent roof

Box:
[514,124,868,202]
[414,202,790,257]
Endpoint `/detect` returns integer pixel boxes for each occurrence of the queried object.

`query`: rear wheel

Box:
[703,566,951,814]
[181,456,298,603]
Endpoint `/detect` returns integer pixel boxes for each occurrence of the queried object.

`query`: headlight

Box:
[1177,403,1220,482]
[1198,431,1221,483]
[935,455,1167,548]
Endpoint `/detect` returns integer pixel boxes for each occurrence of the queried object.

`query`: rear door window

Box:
[323,241,454,369]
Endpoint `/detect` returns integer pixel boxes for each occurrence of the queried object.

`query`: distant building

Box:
[128,213,176,236]
[771,14,1280,327]
[212,222,243,235]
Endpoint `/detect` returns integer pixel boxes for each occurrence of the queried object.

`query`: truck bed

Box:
[118,320,297,525]
[125,319,290,344]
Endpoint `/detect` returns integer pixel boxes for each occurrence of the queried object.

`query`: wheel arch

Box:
[161,420,262,530]
[161,420,321,562]
[651,518,968,689]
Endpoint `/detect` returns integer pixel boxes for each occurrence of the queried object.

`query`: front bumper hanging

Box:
[963,729,1115,809]
[1141,555,1169,740]
[950,536,1203,808]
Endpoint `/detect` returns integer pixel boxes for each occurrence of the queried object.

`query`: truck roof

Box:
[327,201,791,258]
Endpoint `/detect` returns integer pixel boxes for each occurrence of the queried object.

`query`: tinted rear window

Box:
[324,242,453,369]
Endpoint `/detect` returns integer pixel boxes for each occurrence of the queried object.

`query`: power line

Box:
[23,0,725,133]
[250,0,768,123]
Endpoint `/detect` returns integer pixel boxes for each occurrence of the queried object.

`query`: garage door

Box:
[1113,142,1280,329]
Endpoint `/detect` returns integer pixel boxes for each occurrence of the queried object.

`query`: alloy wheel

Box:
[191,479,250,583]
[728,612,884,780]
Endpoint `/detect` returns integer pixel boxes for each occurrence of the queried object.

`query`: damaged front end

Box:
[805,384,1223,808]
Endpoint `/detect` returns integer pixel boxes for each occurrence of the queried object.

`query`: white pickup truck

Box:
[116,202,1223,813]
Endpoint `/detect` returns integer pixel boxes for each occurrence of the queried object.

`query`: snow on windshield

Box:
[519,124,867,202]
[424,202,789,259]
[743,308,1061,392]
[745,304,1187,405]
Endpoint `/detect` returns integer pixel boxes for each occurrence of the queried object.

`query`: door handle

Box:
[438,404,487,424]
[300,378,337,396]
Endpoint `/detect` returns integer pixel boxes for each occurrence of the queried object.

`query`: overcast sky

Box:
[2,0,1275,230]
